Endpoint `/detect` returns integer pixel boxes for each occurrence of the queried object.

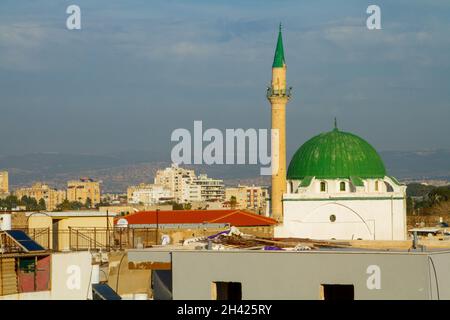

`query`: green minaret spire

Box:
[272,23,286,68]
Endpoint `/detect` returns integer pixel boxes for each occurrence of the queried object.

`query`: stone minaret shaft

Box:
[267,24,290,222]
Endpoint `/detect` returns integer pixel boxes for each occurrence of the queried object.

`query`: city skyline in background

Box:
[0,0,450,161]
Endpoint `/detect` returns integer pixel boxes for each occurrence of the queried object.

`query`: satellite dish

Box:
[161,234,170,246]
[117,218,128,228]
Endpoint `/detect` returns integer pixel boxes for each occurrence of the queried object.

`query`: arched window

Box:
[340,181,346,191]
[320,181,326,192]
[375,181,379,191]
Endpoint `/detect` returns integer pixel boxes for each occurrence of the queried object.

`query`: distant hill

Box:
[0,149,448,193]
[380,150,450,180]
[405,183,436,197]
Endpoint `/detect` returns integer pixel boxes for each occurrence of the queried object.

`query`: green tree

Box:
[72,201,84,210]
[56,199,70,211]
[55,199,84,211]
[406,184,450,216]
[85,197,92,208]
[20,195,39,211]
[428,186,450,205]
[406,183,435,198]
[0,195,20,210]
[172,202,184,210]
[38,198,46,211]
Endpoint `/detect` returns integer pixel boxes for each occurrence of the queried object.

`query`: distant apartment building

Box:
[225,185,268,212]
[154,165,225,203]
[193,174,225,202]
[127,183,172,205]
[0,171,8,195]
[182,182,202,203]
[14,182,66,211]
[67,177,100,206]
[225,187,245,208]
[101,193,126,205]
[127,184,145,202]
[154,164,196,203]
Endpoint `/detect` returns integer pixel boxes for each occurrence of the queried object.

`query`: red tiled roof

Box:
[115,209,277,227]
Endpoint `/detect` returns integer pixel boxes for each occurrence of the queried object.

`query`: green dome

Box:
[287,128,386,180]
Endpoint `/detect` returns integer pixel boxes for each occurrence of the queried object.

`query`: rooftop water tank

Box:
[0,214,12,231]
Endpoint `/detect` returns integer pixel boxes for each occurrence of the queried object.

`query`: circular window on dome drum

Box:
[329,214,336,222]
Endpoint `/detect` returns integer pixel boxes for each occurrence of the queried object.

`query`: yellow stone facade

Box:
[67,178,101,206]
[14,182,66,211]
[127,183,152,203]
[225,185,268,213]
[0,171,8,195]
[267,56,290,222]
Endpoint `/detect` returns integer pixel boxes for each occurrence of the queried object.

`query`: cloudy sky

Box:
[1,0,449,160]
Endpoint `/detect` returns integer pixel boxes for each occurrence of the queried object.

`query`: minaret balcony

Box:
[266,87,292,99]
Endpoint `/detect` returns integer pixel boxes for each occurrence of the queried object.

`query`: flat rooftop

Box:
[26,211,118,217]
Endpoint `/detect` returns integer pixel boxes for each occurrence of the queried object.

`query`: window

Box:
[340,181,346,191]
[320,284,354,300]
[375,181,379,191]
[320,182,326,192]
[212,282,242,300]
[329,214,336,222]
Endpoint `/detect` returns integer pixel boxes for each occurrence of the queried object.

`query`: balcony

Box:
[266,86,292,98]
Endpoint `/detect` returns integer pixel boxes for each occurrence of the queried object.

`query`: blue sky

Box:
[0,0,449,158]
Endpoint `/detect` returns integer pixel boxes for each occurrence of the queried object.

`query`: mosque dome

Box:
[287,127,386,180]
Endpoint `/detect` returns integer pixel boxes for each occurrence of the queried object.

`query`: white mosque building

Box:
[266,26,407,241]
[274,123,407,240]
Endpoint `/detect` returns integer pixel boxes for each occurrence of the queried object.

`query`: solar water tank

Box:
[0,214,11,231]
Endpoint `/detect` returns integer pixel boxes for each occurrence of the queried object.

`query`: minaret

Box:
[267,24,291,222]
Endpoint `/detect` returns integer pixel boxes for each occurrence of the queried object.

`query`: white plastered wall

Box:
[278,176,407,240]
